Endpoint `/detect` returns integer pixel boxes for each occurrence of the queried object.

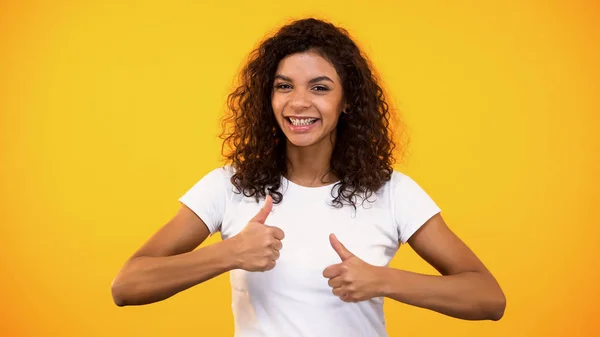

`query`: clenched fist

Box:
[229,195,285,272]
[323,234,384,302]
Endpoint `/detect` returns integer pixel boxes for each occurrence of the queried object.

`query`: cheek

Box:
[316,97,342,120]
[271,96,283,115]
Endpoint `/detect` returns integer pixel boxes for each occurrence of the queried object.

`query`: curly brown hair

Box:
[220,18,403,209]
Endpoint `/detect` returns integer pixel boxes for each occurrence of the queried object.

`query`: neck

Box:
[285,139,338,187]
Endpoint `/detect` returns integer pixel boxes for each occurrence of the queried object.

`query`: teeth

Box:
[289,117,317,126]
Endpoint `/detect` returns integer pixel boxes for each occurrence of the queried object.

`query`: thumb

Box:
[329,233,354,261]
[250,195,273,224]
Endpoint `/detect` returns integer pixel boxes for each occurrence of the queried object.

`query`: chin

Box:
[284,134,321,148]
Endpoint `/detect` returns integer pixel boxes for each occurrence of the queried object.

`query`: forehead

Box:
[275,51,339,80]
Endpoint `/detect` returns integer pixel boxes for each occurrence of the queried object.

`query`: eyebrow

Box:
[274,74,334,84]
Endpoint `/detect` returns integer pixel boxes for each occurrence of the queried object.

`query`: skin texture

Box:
[271,51,347,186]
[110,197,283,306]
[323,214,506,320]
[272,52,345,150]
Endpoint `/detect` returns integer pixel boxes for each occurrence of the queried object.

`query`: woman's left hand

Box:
[322,234,386,303]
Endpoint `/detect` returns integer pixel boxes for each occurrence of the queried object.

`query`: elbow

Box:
[111,277,130,307]
[111,259,141,307]
[112,293,127,307]
[477,271,506,321]
[485,290,506,321]
[111,269,158,307]
[491,295,506,321]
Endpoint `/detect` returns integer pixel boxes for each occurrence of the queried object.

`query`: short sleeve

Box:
[392,172,442,244]
[178,167,233,234]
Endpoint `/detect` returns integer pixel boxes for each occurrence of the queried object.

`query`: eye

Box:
[275,83,292,90]
[312,85,330,92]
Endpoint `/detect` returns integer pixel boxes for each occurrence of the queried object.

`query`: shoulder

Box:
[390,170,408,183]
[387,169,440,210]
[389,170,428,191]
[206,165,236,181]
[387,170,441,243]
[182,165,237,196]
[385,170,414,192]
[387,170,439,208]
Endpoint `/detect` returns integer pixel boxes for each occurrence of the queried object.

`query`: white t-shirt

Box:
[179,166,441,337]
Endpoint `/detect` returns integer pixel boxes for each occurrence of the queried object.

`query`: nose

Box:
[289,89,311,110]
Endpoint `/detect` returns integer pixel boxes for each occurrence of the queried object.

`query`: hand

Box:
[230,195,285,272]
[322,233,385,302]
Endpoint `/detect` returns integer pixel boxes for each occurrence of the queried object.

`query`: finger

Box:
[271,239,283,251]
[269,226,285,240]
[332,287,345,297]
[250,195,273,224]
[264,260,276,271]
[329,233,354,261]
[334,289,353,303]
[272,248,280,260]
[322,264,342,279]
[327,276,344,288]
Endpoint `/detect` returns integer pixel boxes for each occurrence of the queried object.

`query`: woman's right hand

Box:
[229,195,285,272]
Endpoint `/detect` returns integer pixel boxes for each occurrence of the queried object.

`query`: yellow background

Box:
[1,0,599,336]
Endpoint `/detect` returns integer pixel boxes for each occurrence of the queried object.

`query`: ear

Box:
[339,94,349,112]
[341,99,350,114]
[342,104,351,114]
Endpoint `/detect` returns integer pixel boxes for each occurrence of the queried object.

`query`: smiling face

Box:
[271,51,346,149]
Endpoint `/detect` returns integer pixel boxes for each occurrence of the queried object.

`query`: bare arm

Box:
[111,196,283,307]
[380,213,506,320]
[110,204,235,306]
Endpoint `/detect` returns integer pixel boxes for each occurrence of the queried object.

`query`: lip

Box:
[284,115,320,120]
[284,117,320,133]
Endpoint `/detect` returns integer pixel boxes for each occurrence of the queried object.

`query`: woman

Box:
[111,18,506,336]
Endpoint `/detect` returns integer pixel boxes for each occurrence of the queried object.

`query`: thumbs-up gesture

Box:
[230,195,285,272]
[322,234,384,302]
